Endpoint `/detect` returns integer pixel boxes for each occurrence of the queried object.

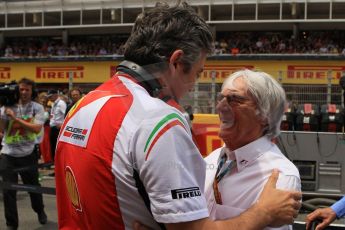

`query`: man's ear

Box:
[169,50,184,69]
[256,109,267,126]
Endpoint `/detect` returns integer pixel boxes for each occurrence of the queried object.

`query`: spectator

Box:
[0,78,47,229]
[65,87,83,116]
[341,47,345,56]
[47,89,66,162]
[4,46,13,57]
[36,92,52,163]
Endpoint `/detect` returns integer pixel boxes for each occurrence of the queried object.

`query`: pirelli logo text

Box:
[36,66,84,79]
[171,187,201,200]
[287,66,345,80]
[0,67,11,79]
[63,126,88,141]
[201,65,254,81]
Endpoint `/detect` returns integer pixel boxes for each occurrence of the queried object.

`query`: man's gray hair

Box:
[223,69,286,138]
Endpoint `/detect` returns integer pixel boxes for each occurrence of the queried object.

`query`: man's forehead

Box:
[71,90,80,95]
[223,76,247,92]
[19,83,32,89]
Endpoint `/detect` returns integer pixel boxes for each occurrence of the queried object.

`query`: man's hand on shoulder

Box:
[256,169,302,227]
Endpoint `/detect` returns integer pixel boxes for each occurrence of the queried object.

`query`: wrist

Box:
[250,202,272,228]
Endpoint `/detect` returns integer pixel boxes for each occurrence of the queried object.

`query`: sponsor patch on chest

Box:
[59,95,124,148]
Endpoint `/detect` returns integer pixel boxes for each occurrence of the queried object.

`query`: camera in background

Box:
[0,81,19,107]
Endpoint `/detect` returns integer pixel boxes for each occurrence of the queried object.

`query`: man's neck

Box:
[19,99,31,105]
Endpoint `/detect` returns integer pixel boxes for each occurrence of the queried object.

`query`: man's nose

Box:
[216,100,231,113]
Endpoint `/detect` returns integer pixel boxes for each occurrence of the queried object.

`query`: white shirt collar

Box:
[53,98,60,105]
[222,136,274,172]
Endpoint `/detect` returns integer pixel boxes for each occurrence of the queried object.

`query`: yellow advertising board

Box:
[0,60,344,84]
[0,61,120,84]
[200,60,345,85]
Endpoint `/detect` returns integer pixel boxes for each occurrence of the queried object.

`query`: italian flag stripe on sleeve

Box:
[144,113,187,160]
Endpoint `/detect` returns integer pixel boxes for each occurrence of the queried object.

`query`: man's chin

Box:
[219,129,234,142]
[21,97,30,103]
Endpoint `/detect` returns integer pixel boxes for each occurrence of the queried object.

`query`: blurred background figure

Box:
[47,89,66,164]
[65,87,82,116]
[36,92,52,164]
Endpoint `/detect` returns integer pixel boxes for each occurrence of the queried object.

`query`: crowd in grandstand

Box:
[215,31,345,55]
[1,31,345,57]
[1,36,126,58]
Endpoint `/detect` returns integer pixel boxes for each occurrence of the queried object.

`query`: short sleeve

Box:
[59,101,67,114]
[33,103,46,125]
[276,174,301,192]
[132,111,209,223]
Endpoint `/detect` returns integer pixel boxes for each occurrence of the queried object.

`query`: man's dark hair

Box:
[18,77,37,98]
[69,87,83,97]
[18,77,36,88]
[124,1,214,73]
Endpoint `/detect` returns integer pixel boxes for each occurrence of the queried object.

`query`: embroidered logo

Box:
[63,126,88,141]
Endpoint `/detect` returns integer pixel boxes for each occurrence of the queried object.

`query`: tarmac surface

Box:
[0,168,58,230]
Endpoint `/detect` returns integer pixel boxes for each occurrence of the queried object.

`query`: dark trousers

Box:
[49,126,60,161]
[0,147,45,228]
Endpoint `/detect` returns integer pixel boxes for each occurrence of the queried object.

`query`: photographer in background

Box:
[0,78,47,229]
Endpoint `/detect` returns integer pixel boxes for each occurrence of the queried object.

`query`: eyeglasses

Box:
[217,93,249,105]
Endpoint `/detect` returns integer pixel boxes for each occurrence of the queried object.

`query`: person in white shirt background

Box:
[47,89,66,162]
[204,69,301,230]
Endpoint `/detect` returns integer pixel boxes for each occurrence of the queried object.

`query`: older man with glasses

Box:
[205,69,301,230]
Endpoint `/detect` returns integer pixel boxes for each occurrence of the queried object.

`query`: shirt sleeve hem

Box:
[154,209,209,223]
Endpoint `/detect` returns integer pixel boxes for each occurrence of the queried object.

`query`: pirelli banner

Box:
[0,61,121,84]
[200,60,345,85]
[0,60,344,84]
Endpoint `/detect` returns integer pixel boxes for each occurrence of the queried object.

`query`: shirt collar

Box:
[222,136,273,172]
[53,98,60,104]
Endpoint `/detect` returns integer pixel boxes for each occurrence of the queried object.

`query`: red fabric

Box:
[39,125,52,163]
[55,77,129,230]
